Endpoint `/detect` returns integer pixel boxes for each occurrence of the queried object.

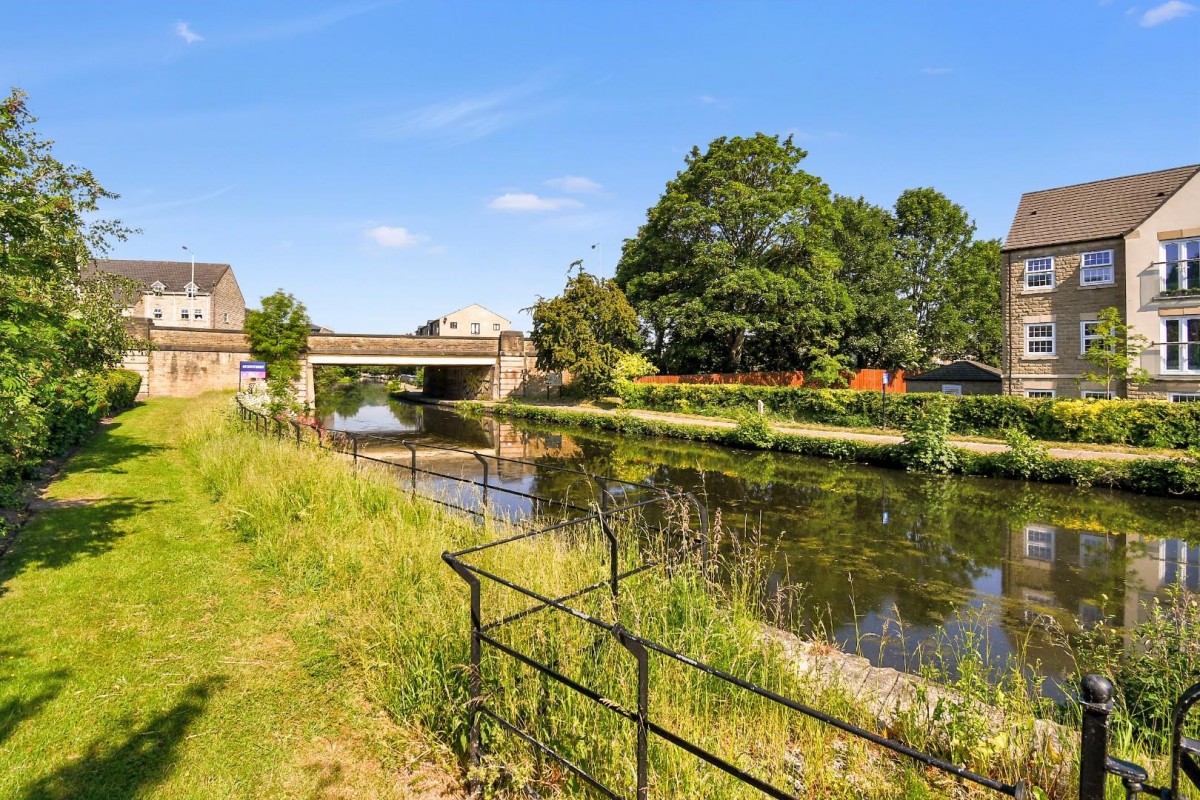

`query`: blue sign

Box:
[240,360,267,380]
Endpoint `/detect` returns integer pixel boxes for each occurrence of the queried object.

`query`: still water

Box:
[320,383,1200,688]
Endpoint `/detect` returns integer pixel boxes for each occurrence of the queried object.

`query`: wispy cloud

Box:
[364,225,427,248]
[117,184,235,216]
[488,193,582,212]
[174,22,204,44]
[229,2,395,45]
[698,94,719,104]
[544,175,602,194]
[371,81,546,144]
[920,66,954,75]
[1140,0,1196,25]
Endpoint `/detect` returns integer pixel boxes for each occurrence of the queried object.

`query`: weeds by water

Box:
[190,402,1199,798]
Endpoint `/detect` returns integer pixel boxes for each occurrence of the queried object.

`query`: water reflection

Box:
[320,385,1200,687]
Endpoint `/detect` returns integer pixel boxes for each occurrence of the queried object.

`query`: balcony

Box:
[1151,259,1200,302]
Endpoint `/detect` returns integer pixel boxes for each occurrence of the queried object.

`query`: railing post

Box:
[613,624,649,800]
[1079,674,1114,800]
[403,441,418,492]
[351,433,359,465]
[473,453,489,511]
[444,554,483,777]
[593,478,619,604]
[293,421,302,447]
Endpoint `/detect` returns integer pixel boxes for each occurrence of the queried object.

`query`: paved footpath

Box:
[467,400,1176,463]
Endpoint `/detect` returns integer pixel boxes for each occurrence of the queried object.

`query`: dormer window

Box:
[184,281,199,298]
[150,281,165,296]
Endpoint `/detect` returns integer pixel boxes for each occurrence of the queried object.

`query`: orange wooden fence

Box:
[634,368,907,393]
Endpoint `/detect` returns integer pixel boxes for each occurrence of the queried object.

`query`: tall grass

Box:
[185,403,1147,798]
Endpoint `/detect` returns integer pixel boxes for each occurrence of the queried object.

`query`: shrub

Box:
[997,429,1050,480]
[900,402,960,474]
[101,369,142,412]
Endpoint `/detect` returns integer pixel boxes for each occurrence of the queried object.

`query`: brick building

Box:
[89,259,247,330]
[1001,165,1200,400]
[415,303,510,337]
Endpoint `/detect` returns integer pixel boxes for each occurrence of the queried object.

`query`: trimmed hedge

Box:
[616,383,1200,450]
[477,401,1200,501]
[101,368,143,413]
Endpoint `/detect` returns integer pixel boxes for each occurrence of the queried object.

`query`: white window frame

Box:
[1162,316,1200,374]
[1080,250,1114,286]
[1080,320,1103,355]
[1024,323,1056,356]
[470,322,480,334]
[152,307,163,320]
[184,281,199,298]
[193,308,203,320]
[1170,393,1200,403]
[493,323,501,331]
[1162,238,1200,293]
[1025,525,1055,561]
[1025,389,1055,399]
[150,281,166,295]
[180,308,190,320]
[1081,391,1113,400]
[223,312,229,324]
[449,321,458,329]
[940,384,962,396]
[1024,257,1055,289]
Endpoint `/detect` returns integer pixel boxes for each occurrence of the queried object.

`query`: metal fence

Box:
[236,398,1200,799]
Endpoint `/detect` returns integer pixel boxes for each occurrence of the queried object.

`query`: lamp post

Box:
[181,245,195,296]
[591,242,602,274]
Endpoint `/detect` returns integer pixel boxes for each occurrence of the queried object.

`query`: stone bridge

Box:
[123,323,544,403]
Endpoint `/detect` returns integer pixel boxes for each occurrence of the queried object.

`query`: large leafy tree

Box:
[244,290,311,411]
[617,133,850,374]
[831,195,920,371]
[893,188,1001,366]
[528,269,641,397]
[0,89,140,492]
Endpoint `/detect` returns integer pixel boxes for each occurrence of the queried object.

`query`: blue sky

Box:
[4,1,1198,333]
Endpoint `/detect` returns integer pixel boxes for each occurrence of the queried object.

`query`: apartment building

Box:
[1001,164,1200,400]
[415,304,510,337]
[90,259,247,330]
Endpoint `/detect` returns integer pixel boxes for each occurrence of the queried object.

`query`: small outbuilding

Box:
[904,360,1002,396]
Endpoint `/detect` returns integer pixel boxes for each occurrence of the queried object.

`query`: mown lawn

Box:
[0,395,457,799]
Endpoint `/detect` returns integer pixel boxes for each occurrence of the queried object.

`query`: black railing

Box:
[235,398,1200,799]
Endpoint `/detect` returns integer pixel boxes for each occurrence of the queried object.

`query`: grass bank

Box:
[471,401,1200,500]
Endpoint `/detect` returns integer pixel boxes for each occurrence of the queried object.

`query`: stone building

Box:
[1001,164,1200,400]
[904,360,1001,396]
[89,259,247,330]
[415,304,510,337]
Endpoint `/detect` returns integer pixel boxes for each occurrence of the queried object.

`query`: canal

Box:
[319,382,1200,691]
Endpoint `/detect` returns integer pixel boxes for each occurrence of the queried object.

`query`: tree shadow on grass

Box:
[0,639,69,747]
[0,498,159,597]
[62,422,167,476]
[19,676,226,800]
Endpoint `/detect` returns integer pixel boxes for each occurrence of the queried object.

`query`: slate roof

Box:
[1003,164,1200,251]
[87,259,232,293]
[906,360,1002,383]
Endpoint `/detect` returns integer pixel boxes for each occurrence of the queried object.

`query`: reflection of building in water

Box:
[491,421,582,481]
[1002,522,1200,630]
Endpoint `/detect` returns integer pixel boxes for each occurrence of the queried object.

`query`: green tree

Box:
[831,195,920,371]
[244,290,311,412]
[616,133,850,374]
[1079,306,1151,397]
[893,188,1001,366]
[0,89,140,496]
[527,269,641,397]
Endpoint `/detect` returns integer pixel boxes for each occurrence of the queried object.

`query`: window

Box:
[193,308,203,320]
[1082,391,1113,400]
[152,307,163,320]
[1025,257,1055,289]
[1025,389,1055,399]
[1080,320,1104,354]
[184,281,198,298]
[1163,316,1200,372]
[223,312,229,324]
[1163,239,1200,292]
[1080,250,1114,285]
[1025,525,1055,561]
[1024,323,1056,355]
[151,281,165,296]
[449,321,458,329]
[180,308,189,320]
[1170,393,1200,403]
[470,322,480,334]
[493,323,501,331]
[941,384,962,396]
